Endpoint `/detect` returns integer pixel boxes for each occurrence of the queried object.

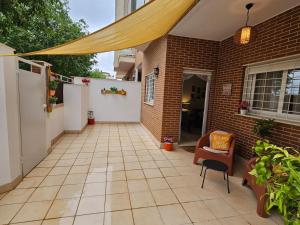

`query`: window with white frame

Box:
[243,57,300,121]
[144,73,155,104]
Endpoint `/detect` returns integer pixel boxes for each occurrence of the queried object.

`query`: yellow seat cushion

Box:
[210,131,233,151]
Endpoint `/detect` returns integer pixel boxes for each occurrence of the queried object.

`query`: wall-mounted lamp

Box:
[153,66,159,78]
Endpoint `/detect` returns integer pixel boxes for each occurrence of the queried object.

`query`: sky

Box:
[67,0,115,76]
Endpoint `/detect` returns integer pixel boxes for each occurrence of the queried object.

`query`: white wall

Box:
[64,84,88,131]
[0,44,22,186]
[74,77,141,122]
[46,106,64,149]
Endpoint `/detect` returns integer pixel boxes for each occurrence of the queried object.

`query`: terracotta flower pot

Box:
[164,143,173,151]
[49,89,56,96]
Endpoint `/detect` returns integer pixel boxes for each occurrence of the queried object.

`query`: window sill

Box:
[144,102,154,107]
[235,113,300,127]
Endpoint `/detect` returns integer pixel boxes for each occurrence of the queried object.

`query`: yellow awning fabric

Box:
[15,0,199,56]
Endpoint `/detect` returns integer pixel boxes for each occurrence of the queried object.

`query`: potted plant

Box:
[88,110,95,125]
[253,118,275,139]
[110,86,118,94]
[250,140,300,225]
[82,78,90,85]
[239,100,249,115]
[163,136,173,151]
[49,96,58,108]
[49,80,58,96]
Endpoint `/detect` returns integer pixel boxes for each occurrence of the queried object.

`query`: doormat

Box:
[180,146,195,153]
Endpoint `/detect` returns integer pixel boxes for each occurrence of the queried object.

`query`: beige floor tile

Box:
[143,168,163,178]
[204,198,238,219]
[105,193,131,211]
[86,173,106,183]
[104,210,134,225]
[42,217,74,225]
[77,195,105,215]
[155,160,173,168]
[182,201,216,223]
[37,160,57,168]
[82,182,106,197]
[147,178,170,190]
[172,187,201,202]
[56,184,84,199]
[69,165,89,174]
[107,163,124,172]
[160,167,180,177]
[0,203,23,224]
[130,191,155,208]
[16,177,44,189]
[40,175,66,187]
[128,180,149,192]
[11,220,42,225]
[243,213,279,225]
[140,161,158,169]
[28,186,60,202]
[61,153,78,160]
[219,216,250,225]
[46,198,79,219]
[73,213,104,225]
[0,188,35,205]
[123,155,139,162]
[158,204,191,225]
[106,171,126,181]
[133,207,164,225]
[126,170,145,180]
[12,201,52,223]
[193,220,222,225]
[165,176,188,188]
[124,162,141,170]
[49,167,71,176]
[64,174,87,185]
[56,159,75,167]
[26,168,52,178]
[152,189,178,205]
[106,181,128,194]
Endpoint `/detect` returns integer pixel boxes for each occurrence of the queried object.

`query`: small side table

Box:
[200,159,230,193]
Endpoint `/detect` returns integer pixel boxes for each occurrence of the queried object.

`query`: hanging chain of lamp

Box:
[234,3,256,45]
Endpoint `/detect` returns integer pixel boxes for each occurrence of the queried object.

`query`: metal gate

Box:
[17,58,47,176]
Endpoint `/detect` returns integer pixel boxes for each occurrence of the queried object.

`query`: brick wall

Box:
[141,6,300,158]
[140,37,168,141]
[210,6,300,158]
[162,36,219,142]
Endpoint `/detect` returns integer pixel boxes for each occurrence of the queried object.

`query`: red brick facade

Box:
[141,6,300,158]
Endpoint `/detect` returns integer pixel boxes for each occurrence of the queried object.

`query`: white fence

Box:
[74,77,141,122]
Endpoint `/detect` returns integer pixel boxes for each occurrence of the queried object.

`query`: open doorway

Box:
[179,70,211,146]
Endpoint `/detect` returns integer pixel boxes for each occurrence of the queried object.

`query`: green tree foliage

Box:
[0,0,96,76]
[89,69,107,79]
[250,141,300,225]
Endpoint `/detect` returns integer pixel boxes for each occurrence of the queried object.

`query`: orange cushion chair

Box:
[193,130,236,176]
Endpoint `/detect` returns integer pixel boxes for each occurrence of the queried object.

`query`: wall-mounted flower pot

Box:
[164,143,173,151]
[49,89,56,96]
[88,118,95,125]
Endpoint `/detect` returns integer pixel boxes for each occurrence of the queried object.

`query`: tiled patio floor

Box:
[0,123,283,225]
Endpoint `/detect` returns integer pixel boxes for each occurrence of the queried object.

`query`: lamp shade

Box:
[234,26,255,45]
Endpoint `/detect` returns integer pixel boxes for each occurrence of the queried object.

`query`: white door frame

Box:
[179,68,213,143]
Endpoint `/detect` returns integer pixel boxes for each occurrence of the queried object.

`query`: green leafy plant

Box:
[49,96,58,104]
[49,80,58,90]
[89,69,107,79]
[253,118,275,138]
[110,86,118,93]
[250,140,300,225]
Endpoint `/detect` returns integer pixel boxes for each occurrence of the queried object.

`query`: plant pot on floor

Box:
[164,143,173,151]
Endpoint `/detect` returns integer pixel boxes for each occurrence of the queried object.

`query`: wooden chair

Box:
[242,158,268,217]
[193,130,235,176]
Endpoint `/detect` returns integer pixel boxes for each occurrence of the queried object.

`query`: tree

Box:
[89,69,107,79]
[0,0,96,76]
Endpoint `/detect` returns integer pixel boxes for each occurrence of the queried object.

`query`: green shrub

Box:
[250,140,300,225]
[253,118,275,138]
[49,80,58,90]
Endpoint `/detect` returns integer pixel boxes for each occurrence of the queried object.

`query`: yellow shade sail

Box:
[16,0,199,56]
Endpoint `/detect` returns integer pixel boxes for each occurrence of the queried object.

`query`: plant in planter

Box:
[49,80,58,96]
[253,118,275,139]
[239,101,249,115]
[250,140,300,225]
[82,78,90,85]
[110,86,118,94]
[49,96,58,108]
[163,136,173,151]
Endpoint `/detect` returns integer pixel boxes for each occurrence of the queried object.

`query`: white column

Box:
[0,43,22,188]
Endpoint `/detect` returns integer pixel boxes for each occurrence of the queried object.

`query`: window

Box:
[130,0,144,12]
[243,58,300,121]
[145,73,155,104]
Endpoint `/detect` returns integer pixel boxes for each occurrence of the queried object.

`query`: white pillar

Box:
[0,43,22,191]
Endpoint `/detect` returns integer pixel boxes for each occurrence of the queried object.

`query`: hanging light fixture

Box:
[234,3,255,45]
